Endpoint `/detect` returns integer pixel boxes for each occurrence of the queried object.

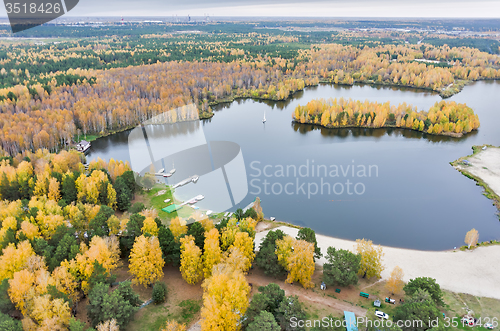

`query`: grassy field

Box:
[126,298,201,331]
[137,185,194,224]
[116,263,203,331]
[443,290,500,330]
[137,185,227,226]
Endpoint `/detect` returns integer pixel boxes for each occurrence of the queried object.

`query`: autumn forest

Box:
[0,19,499,331]
[293,99,480,137]
[0,30,499,156]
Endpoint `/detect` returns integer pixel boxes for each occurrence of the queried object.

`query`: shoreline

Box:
[451,145,500,212]
[291,120,466,138]
[73,79,497,149]
[259,219,497,252]
[255,224,500,299]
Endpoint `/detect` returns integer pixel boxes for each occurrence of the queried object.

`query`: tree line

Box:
[0,41,498,155]
[293,98,480,137]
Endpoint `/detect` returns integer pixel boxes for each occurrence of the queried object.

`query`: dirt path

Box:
[246,271,367,317]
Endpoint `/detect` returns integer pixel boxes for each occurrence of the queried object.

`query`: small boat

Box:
[270,217,276,221]
[482,146,487,150]
[191,206,199,210]
[76,140,91,153]
[163,199,171,203]
[163,173,172,178]
[206,210,213,216]
[169,162,176,174]
[262,111,266,123]
[194,195,205,201]
[192,176,199,183]
[158,168,165,173]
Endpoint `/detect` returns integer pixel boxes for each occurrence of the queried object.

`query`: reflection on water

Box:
[88,81,500,250]
[292,123,478,143]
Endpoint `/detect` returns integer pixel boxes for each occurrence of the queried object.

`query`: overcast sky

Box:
[1,0,500,18]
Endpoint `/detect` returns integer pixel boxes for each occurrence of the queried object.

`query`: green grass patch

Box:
[125,304,170,331]
[75,134,100,142]
[442,290,500,331]
[127,299,201,331]
[144,186,194,223]
[176,299,201,325]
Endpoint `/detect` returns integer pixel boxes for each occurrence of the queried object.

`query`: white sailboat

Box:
[262,110,266,123]
[169,162,176,174]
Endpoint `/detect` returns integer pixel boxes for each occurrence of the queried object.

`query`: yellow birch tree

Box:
[465,228,479,249]
[385,266,405,295]
[129,235,165,286]
[180,235,203,284]
[355,238,384,279]
[230,232,255,272]
[200,264,250,331]
[203,229,222,278]
[170,217,187,241]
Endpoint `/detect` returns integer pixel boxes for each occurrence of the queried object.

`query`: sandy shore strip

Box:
[255,226,500,299]
[454,146,500,200]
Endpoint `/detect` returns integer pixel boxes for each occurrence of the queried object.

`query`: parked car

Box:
[385,297,396,304]
[484,323,494,329]
[375,310,389,320]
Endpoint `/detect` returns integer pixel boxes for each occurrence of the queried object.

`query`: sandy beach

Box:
[454,146,500,198]
[255,226,500,299]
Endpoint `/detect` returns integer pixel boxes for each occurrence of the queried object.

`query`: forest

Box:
[0,149,326,330]
[0,38,499,155]
[293,98,480,137]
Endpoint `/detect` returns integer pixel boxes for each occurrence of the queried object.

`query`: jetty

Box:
[172,175,199,189]
[242,199,256,213]
[179,194,205,207]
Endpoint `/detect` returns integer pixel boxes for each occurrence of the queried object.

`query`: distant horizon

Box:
[1,16,500,20]
[1,0,500,19]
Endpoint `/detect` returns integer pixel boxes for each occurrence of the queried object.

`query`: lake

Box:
[88,81,500,250]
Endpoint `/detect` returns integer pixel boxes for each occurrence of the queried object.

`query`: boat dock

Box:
[242,200,256,213]
[179,194,205,207]
[172,175,199,189]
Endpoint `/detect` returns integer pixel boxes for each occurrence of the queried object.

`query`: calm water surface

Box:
[88,81,500,250]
